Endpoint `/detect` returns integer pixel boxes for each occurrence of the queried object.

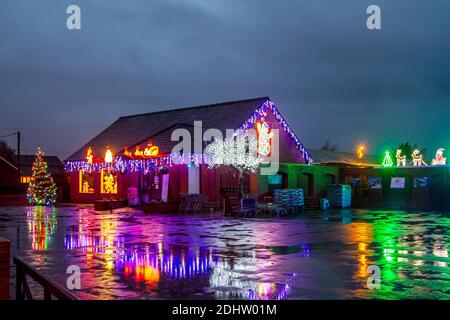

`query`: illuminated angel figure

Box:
[412,149,427,166]
[396,149,406,166]
[432,148,446,165]
[256,120,273,156]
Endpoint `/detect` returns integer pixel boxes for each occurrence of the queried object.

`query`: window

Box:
[20,176,32,184]
[414,177,429,188]
[268,174,282,185]
[79,171,94,193]
[101,169,117,194]
[390,177,405,189]
[368,178,382,189]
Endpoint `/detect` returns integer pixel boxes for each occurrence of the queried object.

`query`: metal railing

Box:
[14,256,79,300]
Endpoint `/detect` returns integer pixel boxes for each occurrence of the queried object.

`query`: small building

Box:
[18,155,66,186]
[307,149,450,209]
[257,149,373,209]
[65,97,313,208]
[0,154,67,202]
[0,155,18,194]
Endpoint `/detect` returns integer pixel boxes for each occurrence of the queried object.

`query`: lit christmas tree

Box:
[26,147,57,206]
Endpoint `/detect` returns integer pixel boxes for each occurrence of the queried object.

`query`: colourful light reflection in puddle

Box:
[26,206,57,251]
[209,259,291,300]
[7,206,449,299]
[64,229,291,300]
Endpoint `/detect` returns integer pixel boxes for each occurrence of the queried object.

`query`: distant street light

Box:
[357,145,365,160]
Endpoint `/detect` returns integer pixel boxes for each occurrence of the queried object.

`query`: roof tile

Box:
[66,97,270,161]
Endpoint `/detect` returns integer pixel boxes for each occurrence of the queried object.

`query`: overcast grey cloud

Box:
[0,0,449,160]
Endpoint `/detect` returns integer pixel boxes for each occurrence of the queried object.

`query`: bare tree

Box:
[321,139,338,152]
[0,140,16,163]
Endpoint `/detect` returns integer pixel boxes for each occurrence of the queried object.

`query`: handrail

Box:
[13,256,79,300]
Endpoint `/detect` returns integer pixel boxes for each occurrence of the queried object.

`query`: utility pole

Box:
[17,131,21,194]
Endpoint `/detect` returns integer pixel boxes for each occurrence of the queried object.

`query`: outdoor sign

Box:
[414,177,429,188]
[391,177,406,189]
[368,178,382,189]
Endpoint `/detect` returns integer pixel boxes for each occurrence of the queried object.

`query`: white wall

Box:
[188,165,200,194]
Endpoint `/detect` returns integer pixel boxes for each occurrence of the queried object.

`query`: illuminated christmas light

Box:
[143,142,159,157]
[104,147,113,163]
[65,154,206,173]
[26,147,57,206]
[382,151,393,167]
[432,148,446,165]
[256,120,273,156]
[101,169,117,194]
[66,99,313,173]
[205,135,262,173]
[235,100,313,164]
[356,145,365,160]
[134,146,144,157]
[396,149,406,166]
[86,147,94,164]
[412,149,427,166]
[124,147,132,158]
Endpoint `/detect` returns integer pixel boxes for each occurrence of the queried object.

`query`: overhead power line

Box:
[0,132,19,139]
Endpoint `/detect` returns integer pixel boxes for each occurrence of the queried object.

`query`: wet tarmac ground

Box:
[0,205,449,299]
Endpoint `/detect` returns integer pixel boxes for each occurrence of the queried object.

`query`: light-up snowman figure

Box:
[256,119,273,156]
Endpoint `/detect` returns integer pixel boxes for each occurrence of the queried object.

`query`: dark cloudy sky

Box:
[1,0,449,160]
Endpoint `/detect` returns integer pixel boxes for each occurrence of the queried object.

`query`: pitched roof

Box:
[66,97,271,161]
[308,149,380,167]
[19,155,64,176]
[0,154,64,175]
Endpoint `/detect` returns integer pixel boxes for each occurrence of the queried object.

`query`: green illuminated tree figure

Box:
[382,151,394,167]
[26,147,57,206]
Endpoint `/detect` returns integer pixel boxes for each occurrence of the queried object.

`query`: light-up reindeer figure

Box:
[396,149,406,166]
[256,120,273,156]
[412,149,427,166]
